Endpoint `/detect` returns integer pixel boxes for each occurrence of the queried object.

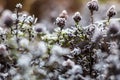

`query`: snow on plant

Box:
[0,1,120,80]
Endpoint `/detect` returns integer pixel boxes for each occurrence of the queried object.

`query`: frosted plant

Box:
[0,1,120,80]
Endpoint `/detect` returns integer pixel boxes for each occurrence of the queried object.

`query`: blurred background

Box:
[0,0,120,29]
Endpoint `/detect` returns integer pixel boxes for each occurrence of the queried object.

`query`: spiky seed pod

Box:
[73,12,82,23]
[56,17,66,29]
[107,5,117,18]
[59,10,68,20]
[87,0,99,12]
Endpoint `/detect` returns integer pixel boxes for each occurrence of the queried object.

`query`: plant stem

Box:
[15,8,19,46]
[57,28,62,45]
[90,11,94,24]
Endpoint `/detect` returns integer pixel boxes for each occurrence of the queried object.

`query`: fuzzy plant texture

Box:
[0,0,120,80]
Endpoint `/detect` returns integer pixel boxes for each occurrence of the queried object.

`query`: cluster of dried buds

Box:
[87,0,117,24]
[56,10,82,29]
[56,0,117,29]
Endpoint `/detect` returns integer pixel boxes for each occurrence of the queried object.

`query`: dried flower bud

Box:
[87,0,99,11]
[1,10,13,28]
[34,25,43,33]
[35,28,42,33]
[73,12,82,23]
[56,17,66,28]
[33,23,47,33]
[59,10,68,20]
[16,3,22,9]
[4,18,13,27]
[108,22,119,35]
[107,5,117,18]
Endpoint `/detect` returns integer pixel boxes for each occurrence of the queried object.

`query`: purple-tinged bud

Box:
[108,22,119,35]
[59,10,68,20]
[87,0,99,11]
[73,12,82,23]
[107,5,117,18]
[33,23,47,33]
[4,17,13,27]
[35,28,42,33]
[56,17,66,29]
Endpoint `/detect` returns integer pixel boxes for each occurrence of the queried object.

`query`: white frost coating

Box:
[71,47,81,55]
[49,54,63,64]
[62,59,75,67]
[38,41,47,54]
[31,41,47,57]
[19,38,29,48]
[17,54,32,68]
[12,74,22,80]
[69,65,83,74]
[51,45,70,55]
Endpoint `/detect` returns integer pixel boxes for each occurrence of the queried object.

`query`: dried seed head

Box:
[87,0,99,11]
[107,5,117,18]
[73,12,82,23]
[59,10,68,20]
[56,17,66,28]
[16,3,22,9]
